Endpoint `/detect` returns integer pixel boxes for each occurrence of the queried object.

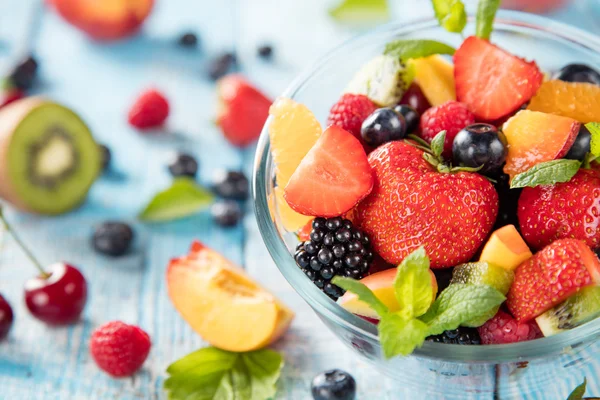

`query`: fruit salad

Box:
[267,0,600,356]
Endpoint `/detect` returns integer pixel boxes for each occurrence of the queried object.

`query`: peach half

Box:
[479,225,532,271]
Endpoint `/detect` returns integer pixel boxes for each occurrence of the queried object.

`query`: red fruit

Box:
[518,169,600,250]
[90,321,151,377]
[284,126,373,217]
[326,94,377,151]
[353,141,498,268]
[216,74,272,147]
[128,89,169,129]
[454,36,544,121]
[478,310,542,345]
[0,294,14,340]
[399,82,431,116]
[0,89,24,109]
[419,101,475,158]
[507,239,600,322]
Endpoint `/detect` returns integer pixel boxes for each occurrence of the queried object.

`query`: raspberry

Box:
[477,310,542,345]
[327,94,377,148]
[90,321,151,377]
[419,100,475,158]
[128,89,170,129]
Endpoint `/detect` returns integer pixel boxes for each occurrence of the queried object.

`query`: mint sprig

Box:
[432,0,467,34]
[475,0,500,40]
[567,378,587,400]
[139,178,214,222]
[379,314,428,358]
[383,40,455,62]
[329,0,389,24]
[393,247,434,319]
[510,159,581,189]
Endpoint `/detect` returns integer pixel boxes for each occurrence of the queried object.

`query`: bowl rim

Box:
[253,10,600,363]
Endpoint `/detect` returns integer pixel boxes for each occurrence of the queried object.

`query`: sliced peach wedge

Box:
[409,55,455,107]
[479,225,532,271]
[167,241,294,352]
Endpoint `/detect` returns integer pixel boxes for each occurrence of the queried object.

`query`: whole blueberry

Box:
[311,369,356,400]
[452,123,507,174]
[212,169,249,200]
[92,222,134,257]
[565,125,591,161]
[393,104,419,134]
[211,200,242,227]
[257,44,274,59]
[554,63,600,86]
[168,153,199,178]
[207,52,237,80]
[178,32,199,48]
[360,108,407,147]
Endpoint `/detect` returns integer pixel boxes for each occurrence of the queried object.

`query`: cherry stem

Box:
[0,206,49,278]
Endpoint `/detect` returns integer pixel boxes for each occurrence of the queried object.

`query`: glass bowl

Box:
[253,11,600,398]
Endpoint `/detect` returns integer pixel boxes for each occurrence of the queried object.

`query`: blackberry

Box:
[426,327,481,345]
[8,55,38,90]
[294,217,373,300]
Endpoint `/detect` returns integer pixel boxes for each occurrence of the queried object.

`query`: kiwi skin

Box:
[536,286,600,337]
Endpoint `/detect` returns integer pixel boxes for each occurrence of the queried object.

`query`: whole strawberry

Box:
[90,321,151,377]
[128,89,169,129]
[353,140,498,269]
[518,169,600,250]
[478,310,542,344]
[420,101,475,158]
[327,94,377,151]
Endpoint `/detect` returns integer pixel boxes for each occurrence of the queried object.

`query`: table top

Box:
[1,1,599,399]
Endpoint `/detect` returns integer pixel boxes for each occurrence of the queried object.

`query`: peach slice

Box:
[167,241,294,352]
[410,55,455,107]
[479,225,532,271]
[527,80,600,123]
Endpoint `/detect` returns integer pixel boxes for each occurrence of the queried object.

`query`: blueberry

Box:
[211,200,242,227]
[554,63,600,86]
[178,32,199,48]
[99,144,111,171]
[452,123,507,174]
[207,52,237,80]
[360,108,407,147]
[8,55,38,90]
[212,170,249,200]
[257,44,273,59]
[393,104,419,134]
[92,222,134,257]
[311,369,356,400]
[168,153,198,178]
[565,126,591,161]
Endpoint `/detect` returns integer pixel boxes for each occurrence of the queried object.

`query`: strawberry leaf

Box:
[586,122,600,157]
[510,159,581,189]
[567,378,587,400]
[329,0,389,24]
[432,0,467,33]
[393,247,433,319]
[378,313,429,358]
[475,0,501,40]
[430,130,446,159]
[333,276,390,317]
[384,40,455,61]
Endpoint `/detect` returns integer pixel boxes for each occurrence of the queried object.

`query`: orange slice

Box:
[273,186,312,231]
[527,80,600,123]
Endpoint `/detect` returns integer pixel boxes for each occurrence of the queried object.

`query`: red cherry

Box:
[0,294,14,340]
[399,83,432,116]
[24,263,87,325]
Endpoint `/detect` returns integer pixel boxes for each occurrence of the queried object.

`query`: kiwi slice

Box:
[536,286,600,337]
[0,97,100,214]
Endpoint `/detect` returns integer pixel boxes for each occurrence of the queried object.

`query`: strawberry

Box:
[216,74,272,147]
[454,36,543,121]
[506,239,600,322]
[128,89,169,129]
[284,125,373,217]
[419,101,475,158]
[518,169,600,250]
[353,141,498,269]
[477,310,542,344]
[326,94,377,151]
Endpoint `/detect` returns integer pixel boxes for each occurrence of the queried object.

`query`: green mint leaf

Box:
[333,276,389,317]
[432,0,467,33]
[165,347,283,400]
[421,284,505,336]
[586,122,600,157]
[510,159,581,189]
[383,40,455,61]
[430,131,446,159]
[475,0,500,40]
[329,0,389,24]
[139,178,214,222]
[393,247,433,319]
[378,313,428,358]
[567,378,587,400]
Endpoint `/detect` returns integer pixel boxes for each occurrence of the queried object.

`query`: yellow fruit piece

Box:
[527,80,600,123]
[273,186,312,231]
[410,55,456,106]
[479,225,532,271]
[268,98,322,187]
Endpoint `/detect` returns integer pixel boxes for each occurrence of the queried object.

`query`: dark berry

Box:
[211,200,242,227]
[318,248,333,265]
[92,222,134,257]
[325,217,342,231]
[332,244,345,258]
[212,170,249,200]
[554,63,600,86]
[393,104,419,134]
[342,219,353,230]
[398,82,431,115]
[311,369,356,400]
[360,108,407,147]
[565,125,591,161]
[427,327,481,345]
[320,267,335,280]
[314,277,325,288]
[178,32,199,48]
[305,269,316,280]
[296,242,304,251]
[492,173,522,230]
[305,241,318,254]
[332,259,343,271]
[0,294,14,340]
[99,144,111,171]
[168,153,198,178]
[347,240,363,253]
[313,217,327,230]
[294,250,310,268]
[335,228,352,243]
[452,123,507,174]
[8,55,38,90]
[323,233,335,247]
[310,229,325,242]
[257,44,273,59]
[344,253,361,268]
[207,52,237,80]
[310,257,322,271]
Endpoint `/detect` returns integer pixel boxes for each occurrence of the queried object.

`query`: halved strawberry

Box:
[284,126,373,217]
[454,36,543,121]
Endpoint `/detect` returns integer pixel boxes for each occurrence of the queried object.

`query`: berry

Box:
[99,144,111,171]
[211,200,242,227]
[207,52,237,80]
[211,169,249,200]
[492,173,521,230]
[0,88,24,109]
[92,222,134,257]
[168,153,198,178]
[452,123,507,174]
[257,44,273,59]
[454,36,543,121]
[360,108,407,147]
[0,294,14,340]
[398,82,431,115]
[178,32,199,48]
[284,126,373,218]
[478,310,542,344]
[294,217,373,300]
[554,63,600,86]
[90,321,151,377]
[565,125,591,161]
[128,89,170,129]
[392,104,419,134]
[426,327,481,345]
[327,94,377,150]
[216,75,271,147]
[8,55,38,90]
[311,369,356,400]
[419,101,475,158]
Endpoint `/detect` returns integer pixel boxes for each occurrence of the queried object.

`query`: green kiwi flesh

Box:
[535,286,600,337]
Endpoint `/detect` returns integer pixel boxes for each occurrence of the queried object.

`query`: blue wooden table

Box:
[1,1,599,399]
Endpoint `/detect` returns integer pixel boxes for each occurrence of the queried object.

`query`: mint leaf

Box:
[430,131,446,160]
[567,378,587,400]
[329,0,389,24]
[475,0,500,40]
[510,159,581,189]
[394,247,433,319]
[432,0,467,33]
[333,276,389,317]
[586,122,600,157]
[139,178,214,222]
[383,40,455,61]
[378,313,428,358]
[164,347,283,400]
[421,284,505,336]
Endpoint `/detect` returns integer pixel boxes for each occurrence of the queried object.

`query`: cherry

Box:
[0,294,14,340]
[399,82,432,116]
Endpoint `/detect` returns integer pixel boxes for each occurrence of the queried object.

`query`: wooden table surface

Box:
[1,1,599,399]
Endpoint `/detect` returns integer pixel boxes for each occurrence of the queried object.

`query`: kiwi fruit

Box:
[0,97,101,214]
[536,286,600,337]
